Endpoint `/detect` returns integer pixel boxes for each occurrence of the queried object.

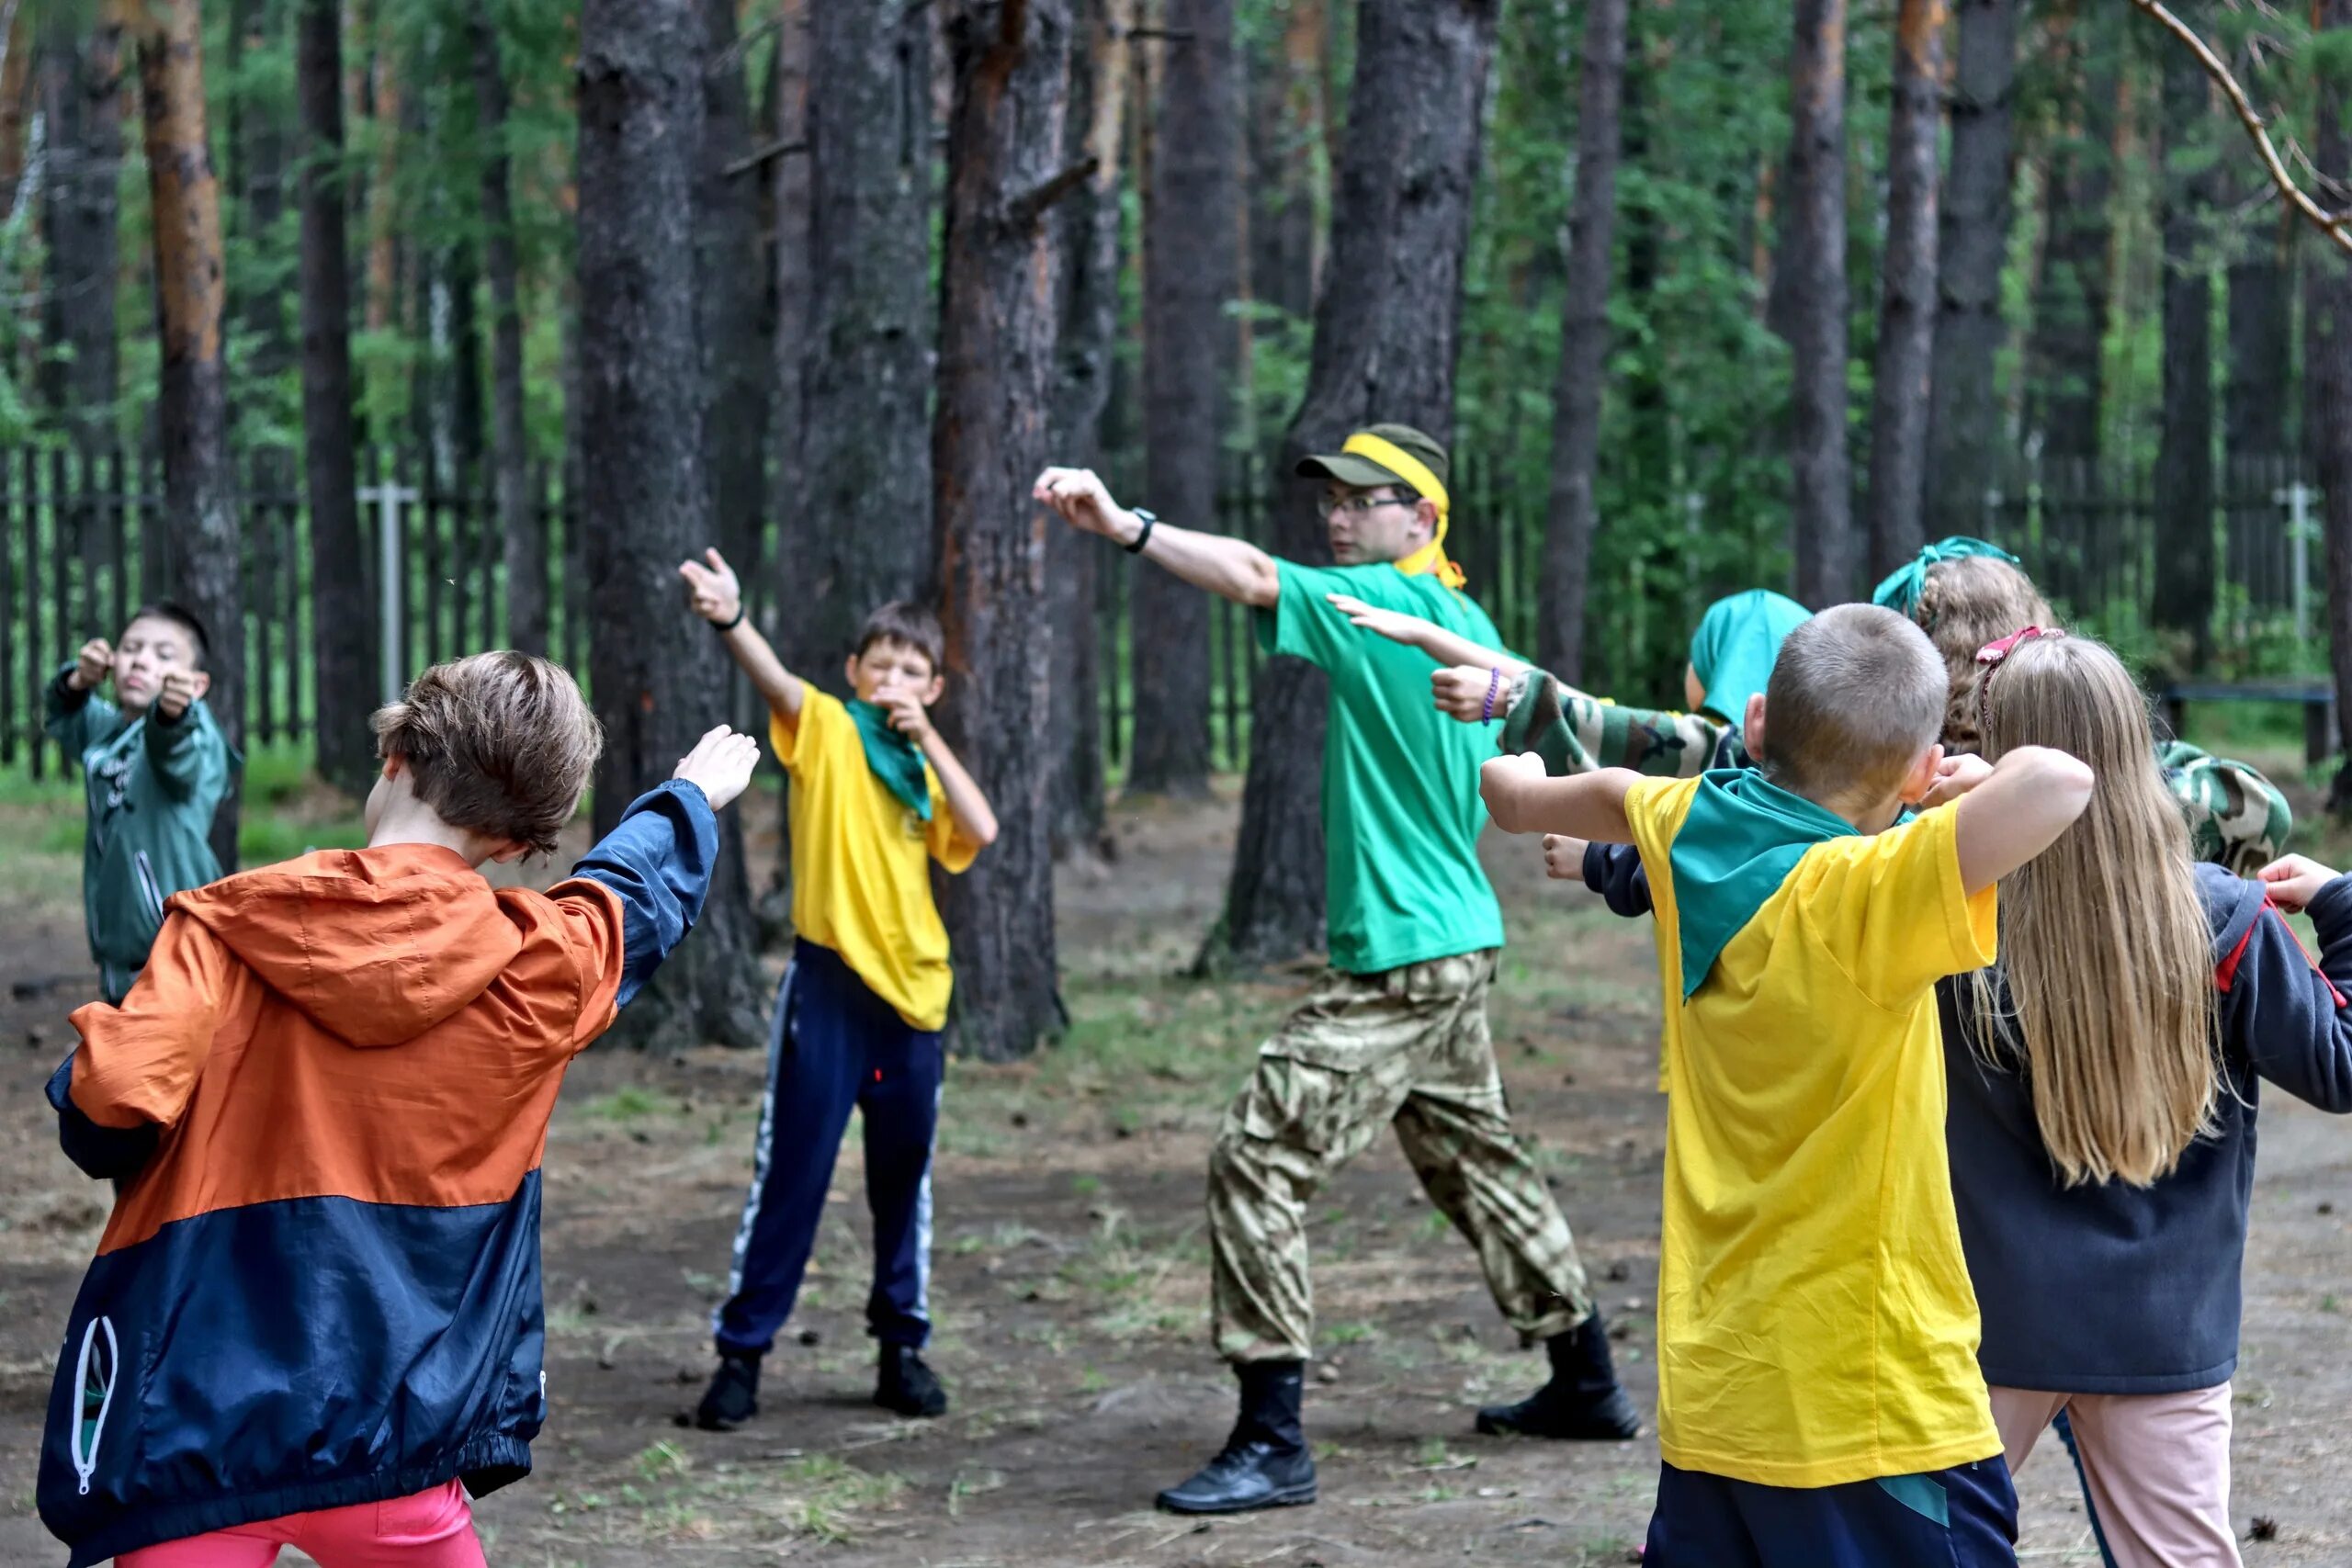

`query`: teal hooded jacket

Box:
[44,664,235,999]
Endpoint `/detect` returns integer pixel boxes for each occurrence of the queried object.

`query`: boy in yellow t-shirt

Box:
[677,549,998,1430]
[1479,604,2093,1568]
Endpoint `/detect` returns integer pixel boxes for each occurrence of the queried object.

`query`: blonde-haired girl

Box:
[1943,628,2352,1568]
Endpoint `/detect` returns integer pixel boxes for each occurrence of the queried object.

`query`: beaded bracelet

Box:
[1481,667,1502,726]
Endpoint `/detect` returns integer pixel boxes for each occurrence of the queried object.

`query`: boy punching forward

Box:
[46,603,236,1002]
[1035,425,1635,1517]
[681,550,997,1428]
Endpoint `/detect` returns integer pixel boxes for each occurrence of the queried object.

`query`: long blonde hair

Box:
[1968,634,2217,1187]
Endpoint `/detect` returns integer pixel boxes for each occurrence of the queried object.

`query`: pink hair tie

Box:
[1973,626,2062,739]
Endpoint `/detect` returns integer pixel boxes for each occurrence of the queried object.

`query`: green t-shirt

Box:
[1255,560,1507,975]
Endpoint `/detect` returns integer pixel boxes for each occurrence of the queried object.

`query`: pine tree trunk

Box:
[40,17,124,444]
[1927,0,2015,536]
[1245,0,1324,325]
[470,0,539,655]
[1783,0,1852,605]
[298,0,372,796]
[1131,0,1238,795]
[2026,1,2114,463]
[577,0,766,1051]
[1863,0,1944,583]
[230,0,289,386]
[1208,0,1498,971]
[1047,0,1129,858]
[768,0,810,605]
[932,0,1076,1061]
[133,0,243,868]
[698,0,772,581]
[798,2,934,686]
[2154,31,2215,668]
[1533,0,1625,681]
[448,238,483,488]
[2313,0,2352,808]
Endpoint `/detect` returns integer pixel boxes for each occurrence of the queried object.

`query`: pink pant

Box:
[117,1480,487,1568]
[1990,1382,2240,1568]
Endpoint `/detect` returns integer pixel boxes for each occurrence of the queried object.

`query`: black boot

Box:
[1156,1360,1318,1515]
[694,1350,763,1431]
[1476,1314,1642,1439]
[875,1344,949,1418]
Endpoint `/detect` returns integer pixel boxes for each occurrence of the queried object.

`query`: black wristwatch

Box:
[1123,508,1159,554]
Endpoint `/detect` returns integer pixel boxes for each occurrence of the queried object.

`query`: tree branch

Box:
[1009,155,1100,230]
[725,138,808,179]
[2128,0,2352,255]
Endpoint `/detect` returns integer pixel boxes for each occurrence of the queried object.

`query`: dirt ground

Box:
[0,784,2346,1566]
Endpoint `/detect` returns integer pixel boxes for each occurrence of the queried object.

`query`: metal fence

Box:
[0,443,2332,779]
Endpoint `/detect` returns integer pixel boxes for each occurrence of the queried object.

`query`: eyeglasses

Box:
[1323,493,1415,519]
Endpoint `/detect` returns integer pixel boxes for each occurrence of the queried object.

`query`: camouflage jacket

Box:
[1498,671,2292,872]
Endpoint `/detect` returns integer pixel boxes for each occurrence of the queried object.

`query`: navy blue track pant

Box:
[713,941,944,1355]
[1645,1457,2019,1568]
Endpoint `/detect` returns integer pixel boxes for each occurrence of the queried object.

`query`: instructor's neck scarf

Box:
[846,700,933,821]
[1668,767,1856,998]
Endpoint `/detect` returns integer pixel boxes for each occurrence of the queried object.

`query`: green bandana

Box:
[1688,590,1811,727]
[1668,767,1856,998]
[1870,536,2018,620]
[846,700,933,821]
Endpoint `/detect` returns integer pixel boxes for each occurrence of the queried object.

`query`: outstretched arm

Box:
[1034,467,1281,609]
[1325,592,1521,674]
[680,548,805,721]
[1479,754,1641,842]
[1951,746,2095,894]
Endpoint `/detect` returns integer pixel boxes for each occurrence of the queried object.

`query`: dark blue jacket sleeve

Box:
[48,1051,160,1180]
[564,780,719,1010]
[2220,874,2352,1112]
[1581,841,1656,919]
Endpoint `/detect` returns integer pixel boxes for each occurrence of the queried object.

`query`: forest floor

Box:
[0,741,2347,1567]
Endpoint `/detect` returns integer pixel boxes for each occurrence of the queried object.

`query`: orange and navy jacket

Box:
[38,780,718,1567]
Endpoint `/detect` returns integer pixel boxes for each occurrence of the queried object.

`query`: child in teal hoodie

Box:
[43,602,235,1002]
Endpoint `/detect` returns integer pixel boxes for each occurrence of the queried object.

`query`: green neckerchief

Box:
[1688,589,1811,726]
[1870,536,2018,620]
[846,700,933,820]
[1668,767,1857,998]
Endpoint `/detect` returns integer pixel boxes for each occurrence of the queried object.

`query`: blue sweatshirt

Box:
[1938,864,2352,1393]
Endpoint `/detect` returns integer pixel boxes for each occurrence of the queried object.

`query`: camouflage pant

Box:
[1207,950,1594,1364]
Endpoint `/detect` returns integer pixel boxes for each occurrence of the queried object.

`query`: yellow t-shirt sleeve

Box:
[1806,802,1998,1010]
[927,772,981,874]
[770,689,850,779]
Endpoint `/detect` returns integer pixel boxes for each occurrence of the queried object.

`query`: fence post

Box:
[2277,479,2316,646]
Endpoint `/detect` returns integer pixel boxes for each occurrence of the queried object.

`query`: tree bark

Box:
[1863,0,1945,583]
[1245,0,1325,325]
[933,0,1075,1060]
[469,0,539,655]
[132,0,243,868]
[1927,0,2016,537]
[298,0,373,796]
[40,16,124,445]
[768,0,810,613]
[577,0,765,1051]
[698,0,772,581]
[2314,0,2352,808]
[229,0,290,388]
[1782,0,1852,605]
[1131,0,1238,795]
[1208,0,1498,971]
[797,1,934,687]
[1047,0,1129,858]
[1533,0,1625,681]
[2154,26,2215,666]
[2026,0,2115,463]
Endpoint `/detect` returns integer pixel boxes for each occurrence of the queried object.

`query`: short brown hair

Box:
[1913,556,2056,753]
[370,652,604,856]
[855,601,944,673]
[1761,604,1947,798]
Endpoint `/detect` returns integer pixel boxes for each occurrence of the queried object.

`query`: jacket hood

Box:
[2194,860,2267,967]
[169,845,524,1045]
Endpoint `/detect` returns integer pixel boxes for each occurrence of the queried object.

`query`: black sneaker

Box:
[1476,1314,1642,1439]
[694,1351,762,1431]
[1156,1359,1317,1515]
[875,1344,948,1418]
